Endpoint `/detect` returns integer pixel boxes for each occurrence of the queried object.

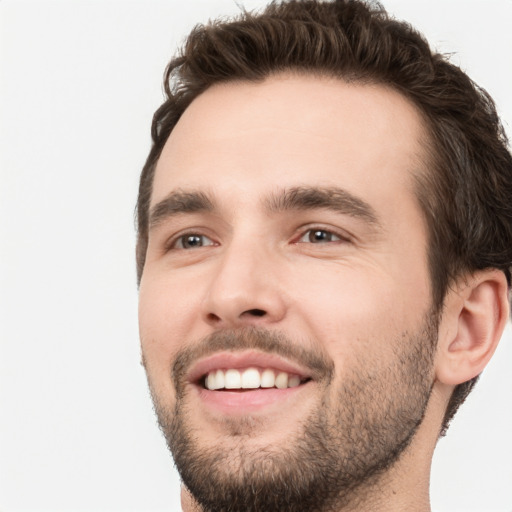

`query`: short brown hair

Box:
[136,0,512,434]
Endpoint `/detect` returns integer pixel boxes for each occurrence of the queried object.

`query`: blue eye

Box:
[298,229,342,243]
[174,234,215,249]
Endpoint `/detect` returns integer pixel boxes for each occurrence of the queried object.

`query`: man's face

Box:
[139,75,437,511]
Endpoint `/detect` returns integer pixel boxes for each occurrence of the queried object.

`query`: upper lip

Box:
[187,350,313,384]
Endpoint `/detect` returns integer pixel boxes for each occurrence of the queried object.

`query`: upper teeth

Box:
[205,368,302,391]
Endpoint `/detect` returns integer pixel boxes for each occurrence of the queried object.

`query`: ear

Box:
[435,270,510,386]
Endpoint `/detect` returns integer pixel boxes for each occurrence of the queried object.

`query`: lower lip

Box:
[195,383,311,415]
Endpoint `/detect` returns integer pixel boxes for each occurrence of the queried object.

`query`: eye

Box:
[297,229,343,244]
[172,233,216,249]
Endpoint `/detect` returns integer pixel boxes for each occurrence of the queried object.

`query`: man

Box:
[136,1,512,511]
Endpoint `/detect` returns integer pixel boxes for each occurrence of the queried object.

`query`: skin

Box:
[138,74,509,511]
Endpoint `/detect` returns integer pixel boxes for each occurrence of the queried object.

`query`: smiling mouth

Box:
[202,367,311,391]
[186,351,317,413]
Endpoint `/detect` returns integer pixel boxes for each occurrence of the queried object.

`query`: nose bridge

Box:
[203,230,285,326]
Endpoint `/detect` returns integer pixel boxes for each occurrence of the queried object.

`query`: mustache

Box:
[172,327,335,390]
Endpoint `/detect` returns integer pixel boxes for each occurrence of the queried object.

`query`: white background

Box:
[0,1,511,511]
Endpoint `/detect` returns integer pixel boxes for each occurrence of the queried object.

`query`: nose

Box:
[202,240,287,329]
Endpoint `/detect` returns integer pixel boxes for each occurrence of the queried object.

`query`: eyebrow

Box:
[265,186,380,226]
[148,190,215,229]
[148,185,380,229]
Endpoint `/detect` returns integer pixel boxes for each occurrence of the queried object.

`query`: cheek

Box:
[138,273,205,390]
[287,260,430,367]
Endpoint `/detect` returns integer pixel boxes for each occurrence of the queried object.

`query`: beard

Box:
[146,313,438,512]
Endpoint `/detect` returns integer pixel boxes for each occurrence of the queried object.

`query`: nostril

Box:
[206,313,221,322]
[245,309,266,317]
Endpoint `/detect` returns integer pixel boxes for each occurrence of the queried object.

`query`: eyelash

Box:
[295,228,348,244]
[168,232,217,250]
[166,226,349,251]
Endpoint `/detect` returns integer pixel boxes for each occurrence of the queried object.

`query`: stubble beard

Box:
[147,315,438,512]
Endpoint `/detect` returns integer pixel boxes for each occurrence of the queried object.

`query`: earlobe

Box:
[435,270,510,386]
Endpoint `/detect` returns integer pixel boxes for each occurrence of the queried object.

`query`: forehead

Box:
[152,73,427,216]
